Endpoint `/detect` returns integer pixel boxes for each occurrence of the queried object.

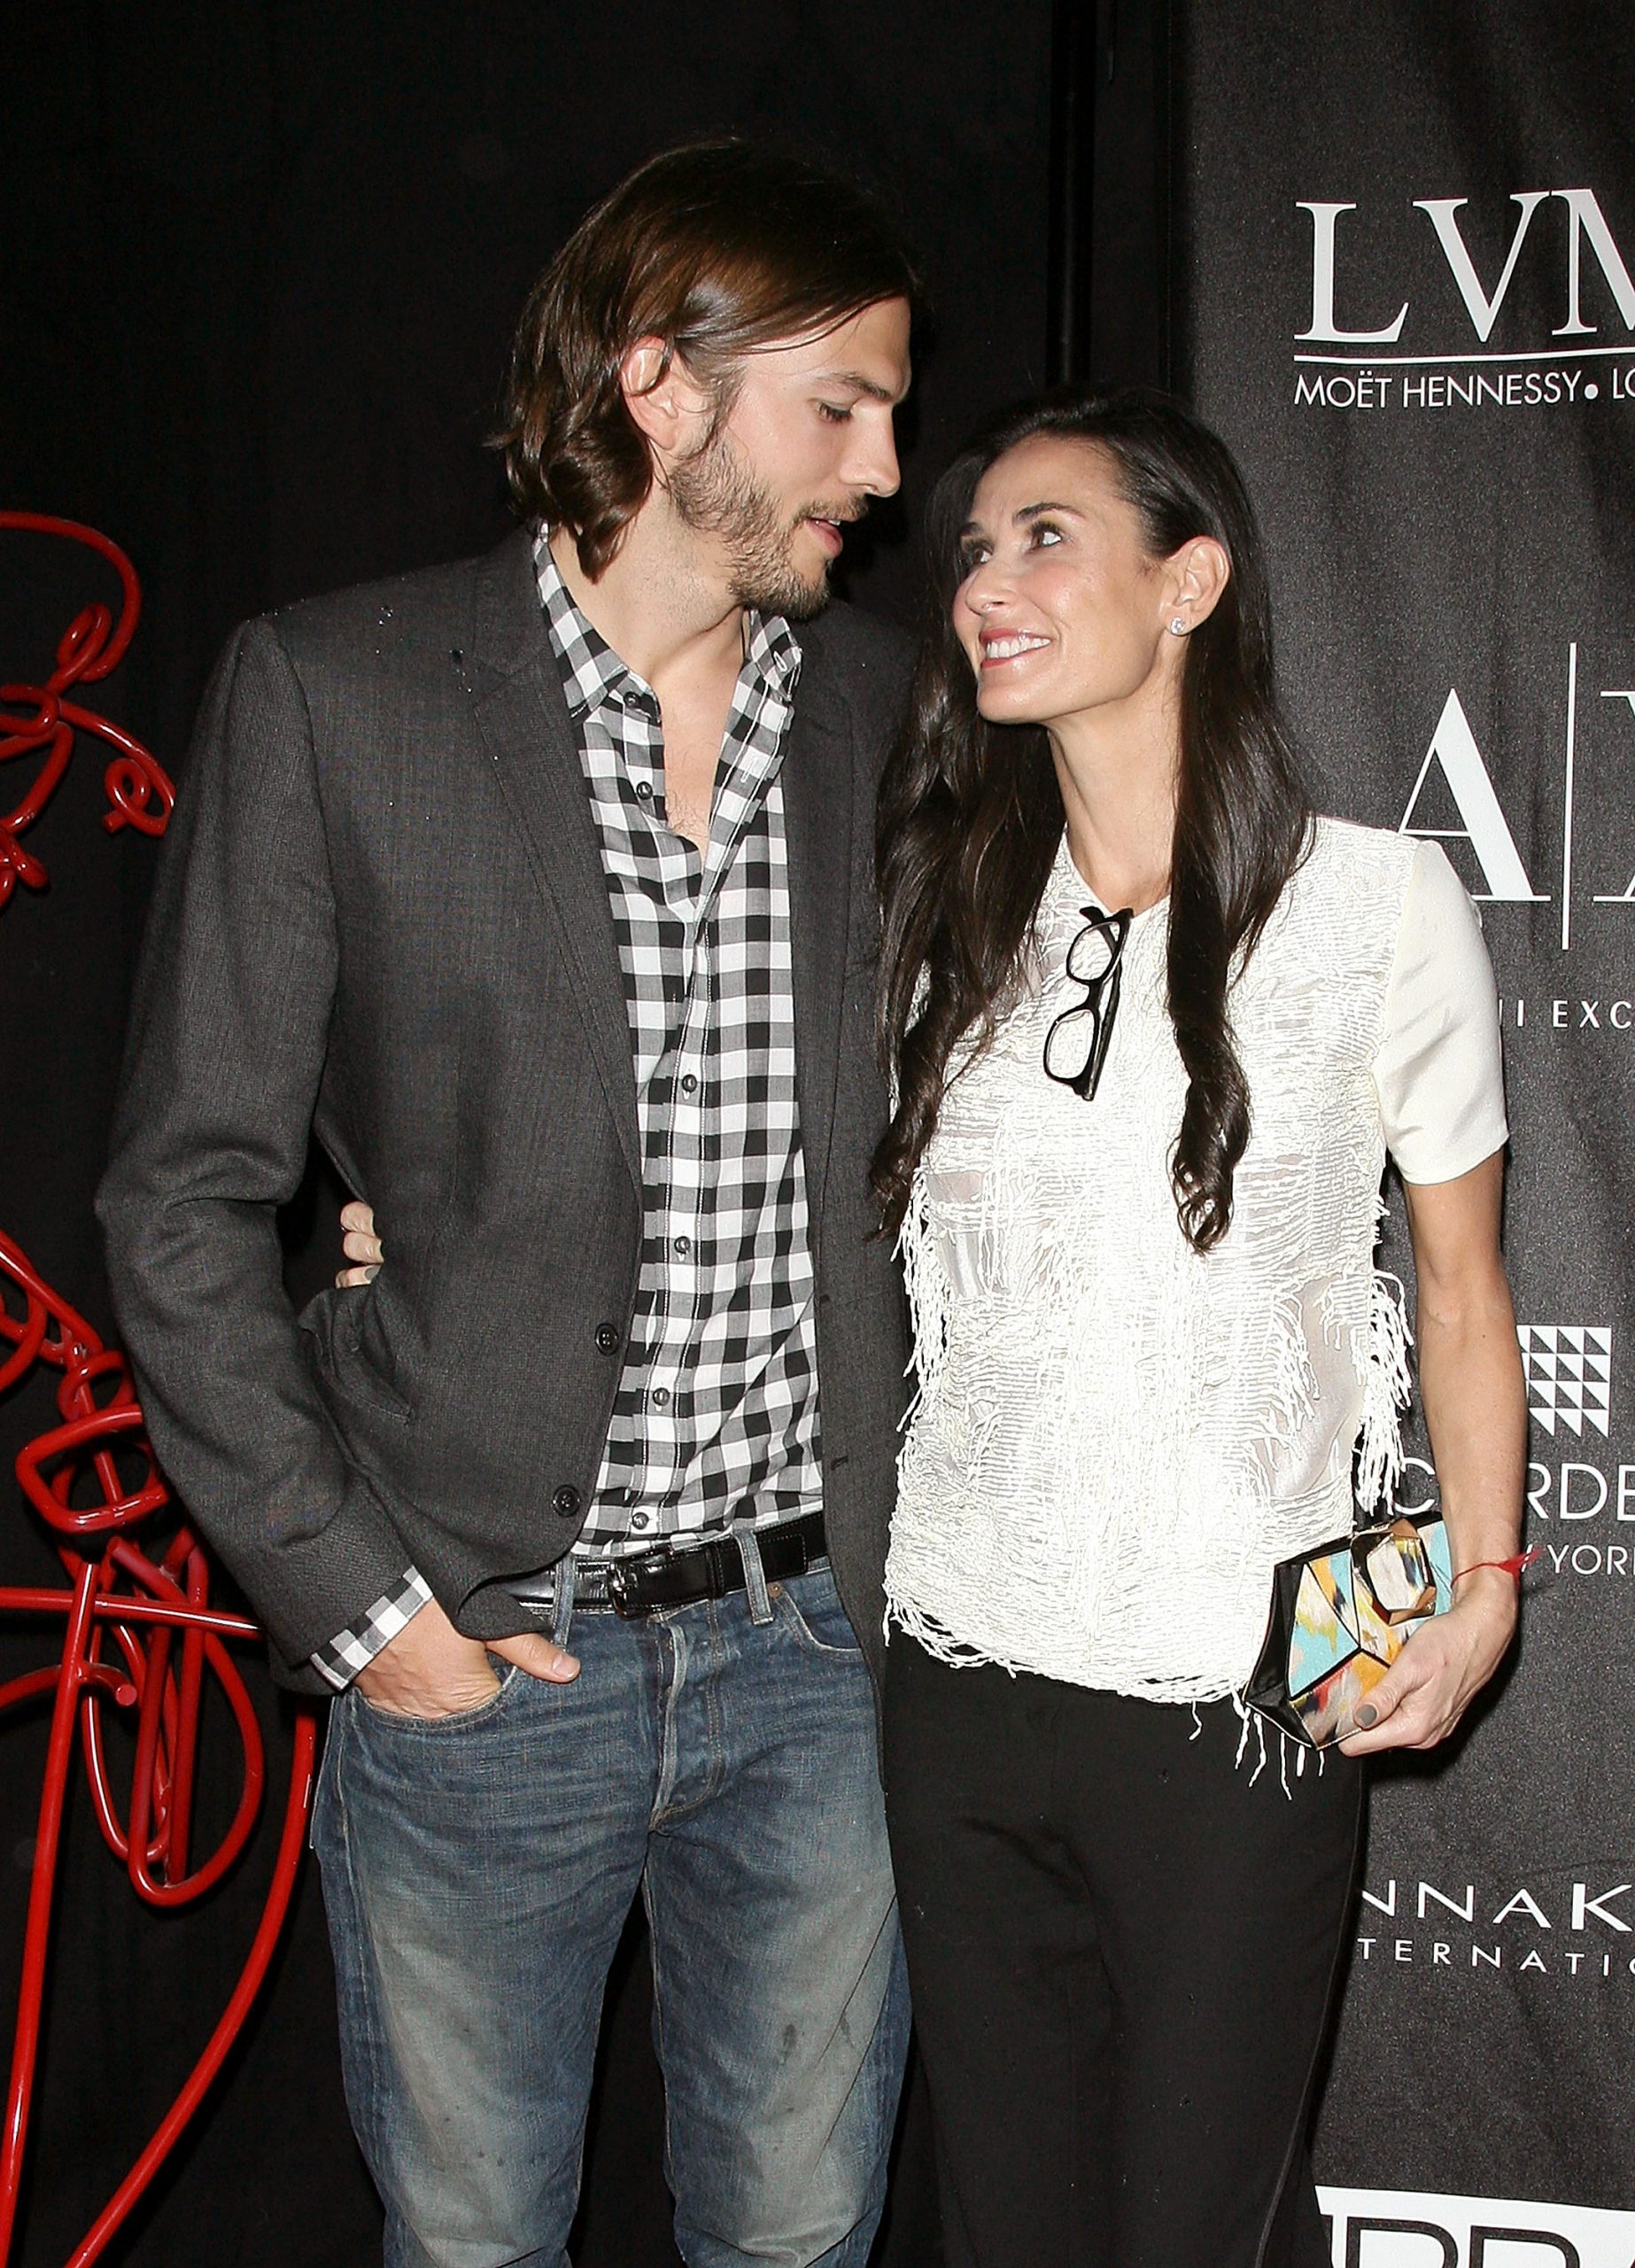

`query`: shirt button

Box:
[635,781,654,801]
[552,1485,582,1519]
[632,1511,651,1531]
[680,1074,699,1096]
[651,1386,670,1409]
[672,1235,691,1257]
[594,1323,620,1354]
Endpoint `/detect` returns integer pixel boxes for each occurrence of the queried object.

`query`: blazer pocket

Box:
[298,1283,414,1424]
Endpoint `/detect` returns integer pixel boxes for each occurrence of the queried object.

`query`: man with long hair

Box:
[99,142,917,2266]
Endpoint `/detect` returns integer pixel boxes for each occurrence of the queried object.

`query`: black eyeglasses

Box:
[1042,905,1133,1101]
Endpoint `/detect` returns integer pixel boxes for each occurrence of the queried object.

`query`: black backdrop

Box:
[1,7,1170,2264]
[1171,4,1635,2258]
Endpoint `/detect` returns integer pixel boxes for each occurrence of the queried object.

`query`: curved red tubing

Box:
[0,514,175,908]
[0,1231,320,2268]
[2,522,315,2267]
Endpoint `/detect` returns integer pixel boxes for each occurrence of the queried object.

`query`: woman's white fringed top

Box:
[885,818,1507,1704]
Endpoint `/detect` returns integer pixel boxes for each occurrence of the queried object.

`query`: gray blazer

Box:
[98,528,912,1695]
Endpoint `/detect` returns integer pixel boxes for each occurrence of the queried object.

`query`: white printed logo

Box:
[1399,688,1546,903]
[1320,2186,1635,2266]
[1395,656,1635,951]
[1298,190,1635,348]
[1290,190,1635,419]
[1517,1325,1612,1438]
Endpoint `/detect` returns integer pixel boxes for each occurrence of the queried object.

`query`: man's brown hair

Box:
[495,141,918,578]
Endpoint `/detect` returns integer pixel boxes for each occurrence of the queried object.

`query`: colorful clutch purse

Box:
[1244,1511,1453,1749]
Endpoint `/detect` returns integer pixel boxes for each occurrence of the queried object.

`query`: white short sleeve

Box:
[1371,840,1507,1184]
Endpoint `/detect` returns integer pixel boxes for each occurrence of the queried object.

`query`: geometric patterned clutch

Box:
[1244,1511,1453,1749]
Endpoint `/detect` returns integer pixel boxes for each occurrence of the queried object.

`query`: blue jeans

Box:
[310,1565,909,2268]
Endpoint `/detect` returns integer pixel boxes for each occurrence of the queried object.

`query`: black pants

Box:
[883,1634,1363,2268]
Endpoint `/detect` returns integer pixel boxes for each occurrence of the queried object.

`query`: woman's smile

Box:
[978,628,1052,667]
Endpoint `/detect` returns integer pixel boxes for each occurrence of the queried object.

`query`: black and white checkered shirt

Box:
[312,535,822,1685]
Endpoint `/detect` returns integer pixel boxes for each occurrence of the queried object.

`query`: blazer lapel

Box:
[781,670,855,1226]
[463,531,641,1189]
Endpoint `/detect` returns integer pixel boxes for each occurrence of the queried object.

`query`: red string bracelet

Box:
[1451,1549,1540,1586]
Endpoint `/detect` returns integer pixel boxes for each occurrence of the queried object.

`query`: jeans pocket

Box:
[773,1572,865,1659]
[353,1660,522,1733]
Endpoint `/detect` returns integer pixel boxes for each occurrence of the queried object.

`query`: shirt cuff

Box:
[310,1566,434,1689]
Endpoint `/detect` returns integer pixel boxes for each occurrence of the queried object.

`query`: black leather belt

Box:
[570,1510,829,1618]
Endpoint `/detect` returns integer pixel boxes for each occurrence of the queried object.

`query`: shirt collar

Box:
[1042,832,1168,957]
[531,528,802,719]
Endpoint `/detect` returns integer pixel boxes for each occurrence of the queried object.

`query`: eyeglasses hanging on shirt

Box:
[1042,905,1134,1101]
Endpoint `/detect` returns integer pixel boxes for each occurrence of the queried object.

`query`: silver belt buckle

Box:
[606,1550,672,1618]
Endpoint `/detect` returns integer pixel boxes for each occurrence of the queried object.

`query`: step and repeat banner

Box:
[1172,6,1634,2264]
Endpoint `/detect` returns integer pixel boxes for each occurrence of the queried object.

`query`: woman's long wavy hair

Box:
[872,388,1313,1254]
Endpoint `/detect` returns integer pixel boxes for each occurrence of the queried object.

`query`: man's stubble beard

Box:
[668,427,841,622]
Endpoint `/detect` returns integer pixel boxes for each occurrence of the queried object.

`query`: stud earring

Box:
[1168,617,1188,636]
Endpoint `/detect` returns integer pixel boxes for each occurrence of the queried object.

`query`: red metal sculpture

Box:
[0,520,314,2267]
[0,514,174,910]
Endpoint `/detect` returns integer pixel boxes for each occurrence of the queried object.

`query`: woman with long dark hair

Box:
[874,389,1525,2268]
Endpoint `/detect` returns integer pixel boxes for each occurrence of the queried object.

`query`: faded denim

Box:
[311,1565,908,2268]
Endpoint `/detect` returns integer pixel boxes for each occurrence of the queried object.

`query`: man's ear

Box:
[619,337,715,471]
